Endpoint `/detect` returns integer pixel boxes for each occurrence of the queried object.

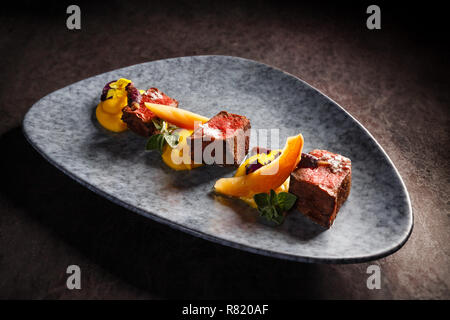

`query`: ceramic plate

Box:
[23,55,413,263]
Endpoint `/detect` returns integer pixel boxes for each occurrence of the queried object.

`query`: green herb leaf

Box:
[276,192,297,212]
[146,120,180,153]
[253,190,298,225]
[146,134,165,153]
[271,212,285,225]
[270,189,277,202]
[158,134,166,152]
[152,118,163,131]
[163,132,180,148]
[166,123,178,133]
[254,193,270,208]
[260,206,276,220]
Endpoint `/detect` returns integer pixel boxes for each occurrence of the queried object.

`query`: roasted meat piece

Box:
[186,111,251,166]
[289,150,351,228]
[121,83,178,137]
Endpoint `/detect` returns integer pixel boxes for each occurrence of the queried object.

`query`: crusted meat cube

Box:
[186,111,251,166]
[289,150,351,228]
[121,83,178,137]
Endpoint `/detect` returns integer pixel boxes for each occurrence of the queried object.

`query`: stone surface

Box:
[0,1,448,299]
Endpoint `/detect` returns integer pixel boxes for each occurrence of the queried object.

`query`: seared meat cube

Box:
[186,111,251,166]
[121,83,178,137]
[290,150,351,228]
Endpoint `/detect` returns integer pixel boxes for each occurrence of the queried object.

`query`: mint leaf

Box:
[151,118,163,131]
[260,206,276,220]
[164,132,180,148]
[259,205,283,225]
[254,193,270,208]
[166,123,178,133]
[272,212,285,225]
[276,192,297,212]
[253,190,298,225]
[146,120,180,153]
[146,134,165,153]
[158,134,166,152]
[269,189,276,205]
[270,189,276,201]
[253,190,283,225]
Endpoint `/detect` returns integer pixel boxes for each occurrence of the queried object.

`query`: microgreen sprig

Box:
[145,119,180,153]
[253,190,297,225]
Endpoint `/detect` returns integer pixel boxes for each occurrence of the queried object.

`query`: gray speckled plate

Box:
[23,55,412,263]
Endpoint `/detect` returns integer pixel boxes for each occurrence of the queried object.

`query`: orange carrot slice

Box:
[214,134,304,197]
[144,102,209,130]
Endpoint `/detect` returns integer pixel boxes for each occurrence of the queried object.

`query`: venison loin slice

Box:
[186,111,251,166]
[289,150,351,228]
[121,83,178,137]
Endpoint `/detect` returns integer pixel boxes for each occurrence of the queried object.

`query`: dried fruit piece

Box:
[214,134,304,197]
[234,149,282,176]
[144,103,209,130]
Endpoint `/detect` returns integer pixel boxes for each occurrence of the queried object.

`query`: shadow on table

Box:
[0,126,331,299]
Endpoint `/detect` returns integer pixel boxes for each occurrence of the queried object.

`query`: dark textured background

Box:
[0,0,449,299]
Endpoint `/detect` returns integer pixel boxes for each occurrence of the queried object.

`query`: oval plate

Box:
[23,56,412,263]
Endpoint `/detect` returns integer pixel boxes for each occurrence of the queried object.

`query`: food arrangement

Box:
[95,78,352,228]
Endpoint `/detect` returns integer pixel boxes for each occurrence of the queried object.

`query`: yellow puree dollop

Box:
[96,78,131,132]
[161,129,203,171]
